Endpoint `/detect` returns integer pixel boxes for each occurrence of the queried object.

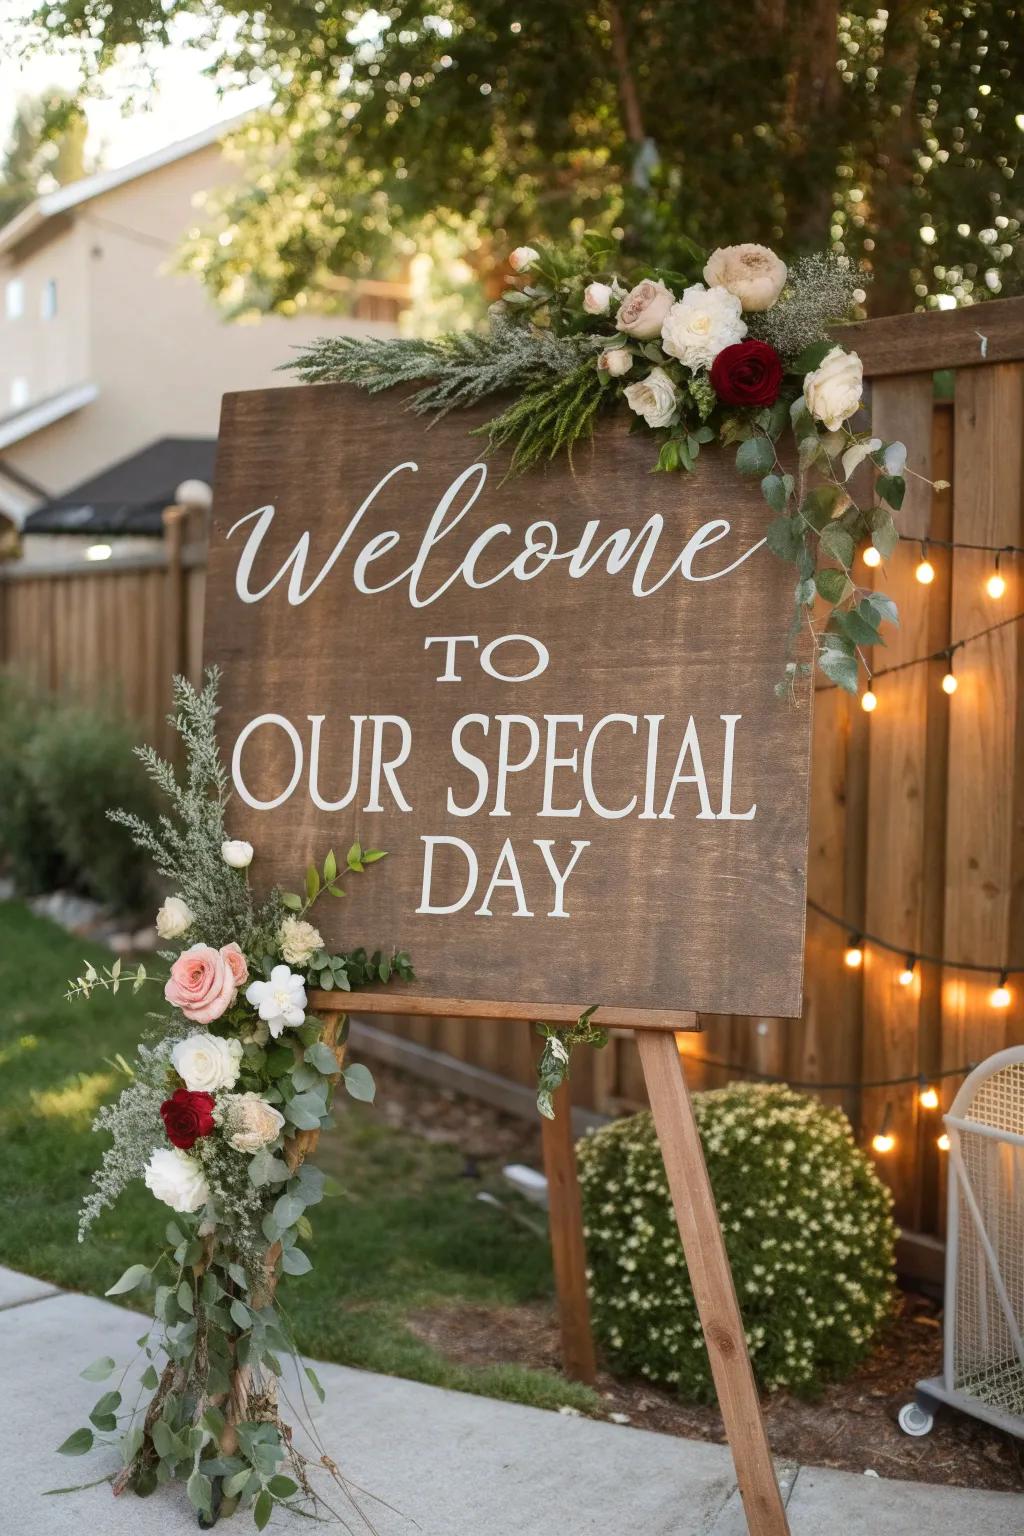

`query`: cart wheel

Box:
[898,1401,934,1437]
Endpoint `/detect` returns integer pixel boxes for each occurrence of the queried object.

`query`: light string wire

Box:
[813,606,1024,692]
[676,1051,973,1095]
[806,898,1022,979]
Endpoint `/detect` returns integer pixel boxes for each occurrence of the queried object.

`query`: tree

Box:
[0,89,89,226]
[21,0,1022,315]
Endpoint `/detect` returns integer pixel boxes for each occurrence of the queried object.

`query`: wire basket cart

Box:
[899,1046,1024,1438]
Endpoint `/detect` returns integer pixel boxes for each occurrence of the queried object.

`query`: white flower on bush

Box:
[583,281,614,315]
[220,1092,286,1154]
[245,965,307,1037]
[221,839,254,869]
[615,278,674,340]
[278,916,323,968]
[599,346,633,378]
[660,283,747,370]
[508,245,539,272]
[172,1032,243,1093]
[803,346,864,431]
[703,243,787,312]
[143,1147,210,1213]
[155,895,194,940]
[623,367,679,429]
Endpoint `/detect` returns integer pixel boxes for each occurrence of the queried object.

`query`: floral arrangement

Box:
[288,233,937,695]
[56,670,412,1529]
[578,1082,896,1399]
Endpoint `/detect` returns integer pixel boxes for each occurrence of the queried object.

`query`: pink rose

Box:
[220,942,249,991]
[164,944,237,1024]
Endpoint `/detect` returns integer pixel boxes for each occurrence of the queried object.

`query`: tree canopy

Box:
[0,89,89,226]
[21,0,1023,316]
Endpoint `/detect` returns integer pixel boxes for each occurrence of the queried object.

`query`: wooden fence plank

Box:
[834,295,1024,380]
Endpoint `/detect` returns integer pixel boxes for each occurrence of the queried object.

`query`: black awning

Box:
[22,436,217,536]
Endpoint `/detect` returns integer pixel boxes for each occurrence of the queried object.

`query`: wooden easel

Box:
[313,990,790,1536]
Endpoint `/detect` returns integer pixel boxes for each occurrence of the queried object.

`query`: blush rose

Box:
[160,1087,216,1150]
[709,339,784,408]
[164,943,238,1023]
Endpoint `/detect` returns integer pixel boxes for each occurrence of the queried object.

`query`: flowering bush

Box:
[577,1082,896,1399]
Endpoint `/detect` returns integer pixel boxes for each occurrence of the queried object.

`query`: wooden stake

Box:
[540,1080,597,1385]
[638,1028,790,1536]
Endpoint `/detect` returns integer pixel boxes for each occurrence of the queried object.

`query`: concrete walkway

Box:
[1,1266,1018,1536]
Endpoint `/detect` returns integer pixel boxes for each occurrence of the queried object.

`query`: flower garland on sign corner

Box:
[55,668,413,1530]
[290,233,948,699]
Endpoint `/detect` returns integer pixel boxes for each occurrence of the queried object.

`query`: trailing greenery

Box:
[578,1083,897,1399]
[535,1007,607,1120]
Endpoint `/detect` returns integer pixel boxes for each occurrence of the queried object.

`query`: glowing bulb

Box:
[861,689,878,713]
[919,1086,939,1110]
[899,966,915,987]
[863,546,882,568]
[986,572,1006,599]
[915,559,935,585]
[990,982,1012,1009]
[937,1133,950,1152]
[844,945,864,969]
[942,671,958,695]
[872,1132,895,1154]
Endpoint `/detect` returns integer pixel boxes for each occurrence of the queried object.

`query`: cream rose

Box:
[508,245,539,273]
[623,367,679,429]
[660,284,747,370]
[156,895,194,940]
[221,1092,286,1155]
[599,346,633,378]
[171,1032,243,1094]
[583,281,613,315]
[803,346,864,431]
[704,243,787,312]
[143,1148,210,1214]
[615,278,674,340]
[221,839,254,869]
[278,916,324,967]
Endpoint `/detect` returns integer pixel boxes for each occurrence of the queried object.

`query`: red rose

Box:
[710,339,783,408]
[160,1088,216,1150]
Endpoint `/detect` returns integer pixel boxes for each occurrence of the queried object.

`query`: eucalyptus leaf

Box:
[80,1356,116,1382]
[305,1041,340,1075]
[105,1263,149,1297]
[281,1247,313,1276]
[735,436,775,476]
[343,1063,376,1103]
[57,1428,94,1456]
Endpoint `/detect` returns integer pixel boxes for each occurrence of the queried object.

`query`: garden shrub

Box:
[0,675,68,894]
[578,1082,896,1398]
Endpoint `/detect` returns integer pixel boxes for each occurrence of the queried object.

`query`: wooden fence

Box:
[2,298,1023,1253]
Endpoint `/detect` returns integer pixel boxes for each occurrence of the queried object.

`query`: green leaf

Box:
[141,1363,159,1390]
[305,1041,340,1075]
[273,1192,305,1230]
[176,1281,194,1316]
[281,1247,312,1276]
[818,645,860,694]
[164,1221,186,1247]
[89,1391,121,1430]
[305,864,320,902]
[200,1406,226,1440]
[249,1147,290,1188]
[819,525,855,567]
[57,1428,94,1457]
[150,1419,181,1463]
[832,609,884,647]
[285,1091,327,1130]
[80,1356,116,1383]
[342,1063,376,1103]
[254,1490,273,1530]
[871,512,899,559]
[862,591,899,628]
[346,840,364,872]
[800,484,848,529]
[761,473,788,514]
[223,1468,253,1499]
[765,516,805,562]
[876,473,906,510]
[815,567,851,605]
[187,1470,212,1515]
[229,1299,252,1332]
[105,1263,149,1297]
[323,848,337,883]
[305,1366,326,1403]
[789,339,833,375]
[268,1474,299,1498]
[735,436,775,476]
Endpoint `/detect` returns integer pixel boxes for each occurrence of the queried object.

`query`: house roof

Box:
[0,382,99,452]
[0,113,251,258]
[22,436,217,536]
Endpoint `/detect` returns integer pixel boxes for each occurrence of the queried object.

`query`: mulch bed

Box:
[359,1056,1023,1493]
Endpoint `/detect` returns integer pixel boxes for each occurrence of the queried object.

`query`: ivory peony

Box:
[221,839,254,869]
[583,281,613,315]
[661,284,747,370]
[278,916,324,967]
[803,346,864,431]
[156,895,194,940]
[221,1092,287,1154]
[615,278,674,340]
[623,367,679,429]
[704,243,788,312]
[172,1032,244,1094]
[509,246,539,272]
[143,1148,210,1213]
[245,965,308,1038]
[165,944,237,1023]
[599,346,633,378]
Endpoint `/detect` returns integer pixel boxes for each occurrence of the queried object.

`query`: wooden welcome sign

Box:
[205,383,811,1536]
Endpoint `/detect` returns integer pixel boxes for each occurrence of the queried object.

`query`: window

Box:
[10,377,29,409]
[40,279,57,320]
[5,279,24,320]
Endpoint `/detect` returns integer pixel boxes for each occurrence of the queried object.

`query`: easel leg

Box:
[637,1030,790,1536]
[540,1080,598,1385]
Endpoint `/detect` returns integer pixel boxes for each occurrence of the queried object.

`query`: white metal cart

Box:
[900,1046,1024,1438]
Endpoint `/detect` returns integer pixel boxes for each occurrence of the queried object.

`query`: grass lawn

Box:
[0,900,598,1414]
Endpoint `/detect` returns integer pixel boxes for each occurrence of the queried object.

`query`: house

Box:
[0,115,408,556]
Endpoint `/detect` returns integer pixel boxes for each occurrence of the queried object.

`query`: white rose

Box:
[221,840,254,869]
[143,1148,210,1214]
[703,243,788,312]
[278,916,324,967]
[172,1032,244,1093]
[221,1092,287,1155]
[615,278,674,340]
[623,367,679,429]
[508,245,539,273]
[156,895,194,940]
[245,965,308,1039]
[803,346,864,432]
[660,283,747,370]
[583,281,613,315]
[599,347,633,378]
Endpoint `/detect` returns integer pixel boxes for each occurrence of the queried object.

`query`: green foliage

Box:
[535,1006,606,1119]
[578,1083,897,1399]
[0,675,67,894]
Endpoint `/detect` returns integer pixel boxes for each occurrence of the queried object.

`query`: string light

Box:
[941,655,958,694]
[861,688,878,713]
[915,544,936,585]
[986,554,1006,600]
[862,545,882,569]
[990,972,1012,1010]
[937,1132,951,1152]
[872,1103,896,1155]
[817,610,1024,702]
[918,1080,940,1110]
[844,934,864,968]
[898,956,916,987]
